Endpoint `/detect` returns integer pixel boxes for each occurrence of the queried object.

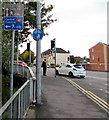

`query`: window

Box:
[92,55,94,60]
[98,58,100,62]
[74,65,82,69]
[92,48,94,52]
[66,65,72,68]
[67,57,70,61]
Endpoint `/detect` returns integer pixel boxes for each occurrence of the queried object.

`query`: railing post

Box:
[21,90,24,118]
[30,78,33,103]
[18,93,21,119]
[23,66,24,78]
[13,98,17,119]
[33,78,36,103]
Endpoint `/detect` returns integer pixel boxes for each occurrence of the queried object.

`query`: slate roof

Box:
[42,48,69,55]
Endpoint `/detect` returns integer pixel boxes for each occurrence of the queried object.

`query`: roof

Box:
[42,48,69,55]
[89,42,109,50]
[56,48,69,53]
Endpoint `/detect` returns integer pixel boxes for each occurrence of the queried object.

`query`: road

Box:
[31,66,109,113]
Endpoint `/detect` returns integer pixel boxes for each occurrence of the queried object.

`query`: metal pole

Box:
[10,30,15,118]
[29,41,32,66]
[54,39,56,77]
[55,47,56,78]
[36,1,42,104]
[0,1,2,116]
[16,33,19,73]
[9,1,16,118]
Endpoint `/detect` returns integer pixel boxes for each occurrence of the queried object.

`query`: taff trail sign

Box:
[4,4,24,30]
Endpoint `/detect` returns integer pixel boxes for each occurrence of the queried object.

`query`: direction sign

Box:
[4,4,24,30]
[33,29,44,40]
[4,4,24,17]
[4,17,23,30]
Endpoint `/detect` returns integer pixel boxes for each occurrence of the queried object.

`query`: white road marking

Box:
[105,91,109,94]
[86,76,107,80]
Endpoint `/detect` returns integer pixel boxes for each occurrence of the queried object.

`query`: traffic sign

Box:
[4,17,23,30]
[4,4,24,17]
[33,29,44,40]
[4,4,24,30]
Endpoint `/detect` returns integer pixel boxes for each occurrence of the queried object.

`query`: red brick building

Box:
[86,42,109,71]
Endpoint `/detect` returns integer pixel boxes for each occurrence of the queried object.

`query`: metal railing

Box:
[0,65,36,119]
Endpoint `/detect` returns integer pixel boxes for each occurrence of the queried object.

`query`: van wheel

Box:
[80,76,85,78]
[69,72,73,78]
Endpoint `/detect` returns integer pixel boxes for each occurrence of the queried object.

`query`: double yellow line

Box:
[63,77,109,113]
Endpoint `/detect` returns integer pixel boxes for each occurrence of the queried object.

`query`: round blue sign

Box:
[33,29,44,40]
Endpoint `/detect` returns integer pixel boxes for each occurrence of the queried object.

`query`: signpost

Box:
[33,28,44,104]
[33,1,43,104]
[4,3,24,118]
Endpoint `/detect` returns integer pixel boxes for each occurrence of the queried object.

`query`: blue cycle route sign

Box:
[33,29,44,41]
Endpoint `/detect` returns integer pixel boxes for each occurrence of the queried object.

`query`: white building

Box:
[41,48,70,66]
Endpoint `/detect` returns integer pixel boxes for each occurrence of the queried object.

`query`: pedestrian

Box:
[42,59,47,76]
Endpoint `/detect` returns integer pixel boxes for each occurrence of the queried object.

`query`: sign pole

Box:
[54,39,56,78]
[36,1,42,104]
[4,1,24,118]
[0,1,2,115]
[9,30,15,118]
[9,2,16,119]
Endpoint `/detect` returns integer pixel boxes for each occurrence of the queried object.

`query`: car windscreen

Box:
[73,65,83,69]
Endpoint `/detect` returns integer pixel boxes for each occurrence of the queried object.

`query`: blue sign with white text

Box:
[33,29,44,41]
[4,17,23,30]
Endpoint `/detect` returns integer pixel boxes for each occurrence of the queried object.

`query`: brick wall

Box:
[87,42,109,71]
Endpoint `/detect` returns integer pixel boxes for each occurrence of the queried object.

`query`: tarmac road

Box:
[26,67,108,118]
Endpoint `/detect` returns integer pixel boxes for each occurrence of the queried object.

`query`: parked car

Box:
[18,61,27,66]
[56,63,86,78]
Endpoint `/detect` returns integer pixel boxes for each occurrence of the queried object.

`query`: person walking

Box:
[42,59,47,76]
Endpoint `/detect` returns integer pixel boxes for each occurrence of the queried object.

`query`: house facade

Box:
[86,42,109,71]
[41,48,70,66]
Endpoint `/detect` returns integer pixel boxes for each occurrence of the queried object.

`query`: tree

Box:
[19,50,35,64]
[2,1,57,73]
[70,55,76,63]
[1,2,57,104]
[18,2,57,44]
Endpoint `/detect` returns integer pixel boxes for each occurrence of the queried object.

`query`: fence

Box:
[0,65,36,119]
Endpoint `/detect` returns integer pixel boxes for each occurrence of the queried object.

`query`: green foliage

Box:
[18,2,57,42]
[75,59,80,64]
[2,74,27,105]
[19,50,35,64]
[2,75,10,105]
[2,2,56,73]
[2,31,12,74]
[70,55,76,63]
[2,2,56,105]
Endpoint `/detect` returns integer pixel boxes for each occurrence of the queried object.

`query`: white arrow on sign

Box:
[6,25,11,28]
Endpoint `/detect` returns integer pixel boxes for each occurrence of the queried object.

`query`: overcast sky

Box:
[20,0,108,58]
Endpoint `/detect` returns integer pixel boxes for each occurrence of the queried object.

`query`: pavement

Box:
[25,74,107,119]
[26,67,108,120]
